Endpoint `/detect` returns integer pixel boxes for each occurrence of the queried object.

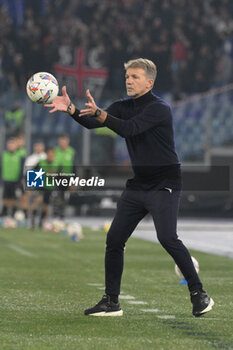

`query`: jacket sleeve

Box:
[103,103,171,138]
[70,109,103,129]
[70,101,121,129]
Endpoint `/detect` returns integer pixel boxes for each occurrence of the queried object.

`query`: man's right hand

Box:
[44,86,75,114]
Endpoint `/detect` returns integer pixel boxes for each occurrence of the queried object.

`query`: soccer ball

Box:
[175,256,199,279]
[14,210,25,222]
[67,222,84,240]
[51,219,66,232]
[4,217,17,228]
[26,72,59,104]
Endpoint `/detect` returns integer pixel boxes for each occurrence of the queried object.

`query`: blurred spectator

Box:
[15,135,28,217]
[214,33,233,86]
[215,52,233,87]
[25,141,46,168]
[171,27,190,97]
[105,38,125,98]
[55,133,76,174]
[194,45,215,93]
[38,147,59,227]
[15,134,26,158]
[4,100,25,136]
[24,140,46,228]
[0,138,24,216]
[180,51,197,94]
[54,134,76,218]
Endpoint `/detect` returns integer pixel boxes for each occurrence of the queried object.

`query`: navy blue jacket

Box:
[71,90,181,190]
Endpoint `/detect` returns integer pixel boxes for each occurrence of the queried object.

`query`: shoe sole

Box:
[194,298,214,317]
[87,310,123,317]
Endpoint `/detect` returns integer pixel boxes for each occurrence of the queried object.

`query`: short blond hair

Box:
[124,58,157,82]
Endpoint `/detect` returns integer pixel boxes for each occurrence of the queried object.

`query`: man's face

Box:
[125,68,154,98]
[47,149,55,162]
[34,142,44,154]
[58,137,69,150]
[17,136,25,148]
[7,139,17,152]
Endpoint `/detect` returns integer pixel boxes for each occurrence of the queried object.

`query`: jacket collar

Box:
[133,90,154,106]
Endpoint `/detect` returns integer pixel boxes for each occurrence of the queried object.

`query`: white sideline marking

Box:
[141,308,160,313]
[128,301,148,305]
[157,315,176,319]
[7,243,36,258]
[91,310,123,317]
[87,283,103,287]
[98,287,105,290]
[119,295,135,300]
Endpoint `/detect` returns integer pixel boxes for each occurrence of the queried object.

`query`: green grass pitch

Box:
[0,226,232,350]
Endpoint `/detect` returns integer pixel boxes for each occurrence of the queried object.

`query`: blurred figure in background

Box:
[24,141,46,228]
[4,100,25,137]
[214,33,233,87]
[0,138,24,217]
[171,27,190,98]
[37,147,59,228]
[55,134,75,175]
[15,134,27,158]
[25,141,46,169]
[15,134,27,216]
[54,134,76,218]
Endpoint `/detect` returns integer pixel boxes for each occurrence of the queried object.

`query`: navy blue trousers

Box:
[105,188,203,295]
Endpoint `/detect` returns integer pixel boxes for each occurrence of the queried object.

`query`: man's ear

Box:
[147,78,154,89]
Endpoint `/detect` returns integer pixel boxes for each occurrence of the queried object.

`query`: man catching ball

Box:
[45,58,214,317]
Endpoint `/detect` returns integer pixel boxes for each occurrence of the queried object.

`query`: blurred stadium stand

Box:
[173,86,233,162]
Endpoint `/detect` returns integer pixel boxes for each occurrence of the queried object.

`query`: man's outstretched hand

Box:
[79,89,107,123]
[44,86,71,113]
[79,89,98,116]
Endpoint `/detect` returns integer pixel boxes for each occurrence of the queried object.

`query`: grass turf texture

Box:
[0,227,232,350]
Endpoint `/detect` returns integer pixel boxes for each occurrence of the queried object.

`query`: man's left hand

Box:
[79,89,98,116]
